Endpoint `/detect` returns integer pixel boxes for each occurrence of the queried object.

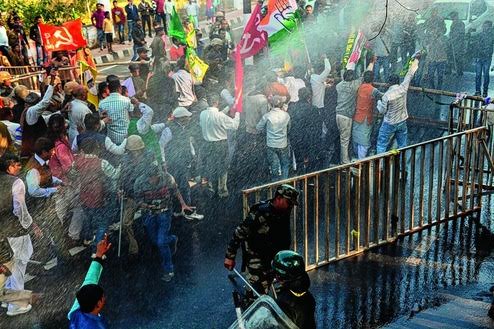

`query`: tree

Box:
[0,0,96,28]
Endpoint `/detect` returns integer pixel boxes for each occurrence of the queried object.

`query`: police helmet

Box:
[275,184,299,205]
[272,250,305,279]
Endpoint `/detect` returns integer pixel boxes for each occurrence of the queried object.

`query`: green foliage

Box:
[0,0,96,28]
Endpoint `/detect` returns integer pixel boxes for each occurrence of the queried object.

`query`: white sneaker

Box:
[161,272,174,282]
[1,302,7,308]
[7,304,32,316]
[184,211,204,221]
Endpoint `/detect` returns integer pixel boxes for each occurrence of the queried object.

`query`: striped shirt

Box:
[377,63,418,125]
[98,92,133,144]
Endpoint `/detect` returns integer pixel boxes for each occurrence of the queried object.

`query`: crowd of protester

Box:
[0,0,493,325]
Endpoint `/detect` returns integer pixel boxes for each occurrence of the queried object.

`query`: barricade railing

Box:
[242,127,490,271]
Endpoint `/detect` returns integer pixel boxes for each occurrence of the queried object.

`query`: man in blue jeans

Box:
[125,0,140,42]
[376,58,420,154]
[470,20,494,97]
[256,89,291,182]
[91,3,107,51]
[133,163,193,282]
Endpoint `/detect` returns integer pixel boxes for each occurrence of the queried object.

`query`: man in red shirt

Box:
[169,37,185,61]
[112,1,127,44]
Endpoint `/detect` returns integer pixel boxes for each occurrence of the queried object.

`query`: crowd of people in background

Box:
[0,0,493,326]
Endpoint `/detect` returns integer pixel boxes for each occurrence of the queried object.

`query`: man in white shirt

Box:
[256,94,291,181]
[284,66,306,104]
[310,55,331,109]
[172,58,196,108]
[68,85,92,145]
[199,94,239,198]
[0,153,40,316]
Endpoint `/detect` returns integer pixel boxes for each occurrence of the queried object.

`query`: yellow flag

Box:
[186,49,208,83]
[186,23,197,49]
[77,48,99,108]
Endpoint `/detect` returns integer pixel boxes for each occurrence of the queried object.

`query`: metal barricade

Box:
[242,127,490,271]
[0,65,42,91]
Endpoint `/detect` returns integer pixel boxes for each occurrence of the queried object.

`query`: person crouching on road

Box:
[272,250,316,329]
[133,162,193,282]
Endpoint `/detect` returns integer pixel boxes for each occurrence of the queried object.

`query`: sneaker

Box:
[1,302,7,308]
[43,257,58,271]
[7,304,32,316]
[184,211,204,221]
[161,272,174,282]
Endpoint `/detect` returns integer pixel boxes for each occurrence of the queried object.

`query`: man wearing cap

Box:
[117,135,151,256]
[166,106,201,212]
[199,93,239,198]
[134,162,193,281]
[135,47,151,81]
[0,71,12,97]
[224,184,299,296]
[127,98,170,166]
[98,79,133,145]
[128,63,147,102]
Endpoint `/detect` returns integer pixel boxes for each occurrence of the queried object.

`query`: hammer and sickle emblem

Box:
[53,28,77,48]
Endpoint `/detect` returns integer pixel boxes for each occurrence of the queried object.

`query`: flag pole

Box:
[296,19,312,71]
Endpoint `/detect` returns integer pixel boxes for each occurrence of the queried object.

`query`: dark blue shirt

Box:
[69,309,108,329]
[125,4,139,21]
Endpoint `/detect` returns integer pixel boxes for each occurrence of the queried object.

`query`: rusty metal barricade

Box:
[242,127,490,271]
[0,65,43,90]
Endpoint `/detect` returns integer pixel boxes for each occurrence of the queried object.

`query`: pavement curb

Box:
[94,48,133,64]
[92,15,244,64]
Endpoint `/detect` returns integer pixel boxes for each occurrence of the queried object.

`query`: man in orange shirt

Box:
[352,71,383,159]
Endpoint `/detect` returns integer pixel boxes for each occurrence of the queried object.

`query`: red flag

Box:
[233,3,267,113]
[39,19,87,52]
[235,3,267,59]
[233,50,244,113]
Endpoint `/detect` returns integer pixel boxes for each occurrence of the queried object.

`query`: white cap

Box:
[173,107,192,118]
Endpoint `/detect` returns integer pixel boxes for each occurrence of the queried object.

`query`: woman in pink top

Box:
[47,113,84,240]
[47,114,74,180]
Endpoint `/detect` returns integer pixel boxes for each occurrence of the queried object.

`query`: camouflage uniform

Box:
[225,200,292,293]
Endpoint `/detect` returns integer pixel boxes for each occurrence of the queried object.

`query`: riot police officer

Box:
[224,184,299,294]
[272,250,316,329]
